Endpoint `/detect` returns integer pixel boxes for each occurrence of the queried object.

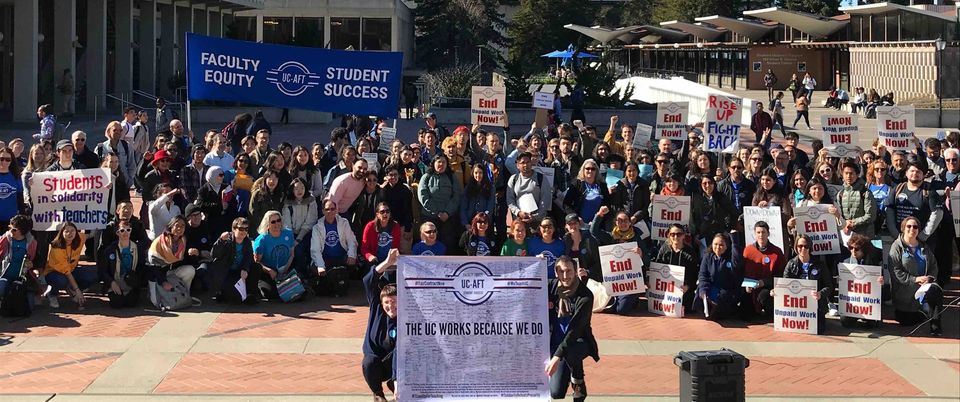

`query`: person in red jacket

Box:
[361,202,402,268]
[740,220,786,322]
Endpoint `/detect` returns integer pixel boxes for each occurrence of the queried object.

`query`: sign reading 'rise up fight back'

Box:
[186,33,403,117]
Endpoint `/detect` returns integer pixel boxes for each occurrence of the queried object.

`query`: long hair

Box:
[164,215,187,238]
[866,159,889,185]
[0,147,22,177]
[469,211,490,236]
[577,159,599,182]
[464,163,492,198]
[257,210,282,235]
[51,221,82,250]
[25,143,46,172]
[286,177,310,201]
[288,145,313,176]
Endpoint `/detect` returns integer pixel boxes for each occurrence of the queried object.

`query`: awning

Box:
[659,20,725,42]
[694,15,774,41]
[631,25,690,43]
[839,2,955,22]
[183,0,264,11]
[743,7,847,38]
[563,24,645,46]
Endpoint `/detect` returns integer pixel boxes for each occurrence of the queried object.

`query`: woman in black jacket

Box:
[563,159,611,226]
[591,206,644,315]
[775,234,831,335]
[609,162,651,226]
[97,219,147,308]
[690,174,735,259]
[546,256,599,402]
[652,224,700,313]
[196,166,235,236]
[210,217,260,304]
[381,167,413,252]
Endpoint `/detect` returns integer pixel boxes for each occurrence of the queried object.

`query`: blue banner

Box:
[186,33,403,118]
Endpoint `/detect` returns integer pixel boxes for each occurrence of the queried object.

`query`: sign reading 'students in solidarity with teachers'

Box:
[29,168,112,231]
[186,33,403,118]
[397,256,549,401]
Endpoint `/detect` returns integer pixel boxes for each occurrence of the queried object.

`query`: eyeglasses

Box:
[423,230,437,235]
[378,209,391,215]
[946,158,958,162]
[848,246,860,251]
[584,167,597,171]
[74,138,85,142]
[117,227,132,233]
[238,159,248,163]
[874,167,885,171]
[905,224,920,229]
[270,219,282,224]
[234,226,249,231]
[796,244,809,249]
[729,165,743,170]
[539,225,553,229]
[656,159,668,164]
[0,158,10,162]
[668,232,683,237]
[750,157,762,161]
[218,173,225,177]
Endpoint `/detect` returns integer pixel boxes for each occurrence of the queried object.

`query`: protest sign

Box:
[877,105,915,151]
[774,278,819,335]
[605,168,623,189]
[744,206,784,251]
[378,127,397,152]
[532,92,555,109]
[838,263,882,321]
[397,256,549,401]
[646,262,684,317]
[821,115,858,152]
[655,102,689,140]
[951,191,960,237]
[30,168,112,231]
[361,152,379,173]
[186,33,403,117]
[704,94,741,154]
[532,166,557,209]
[471,86,507,127]
[794,205,841,255]
[599,242,645,296]
[632,123,653,150]
[826,144,862,159]
[651,195,691,241]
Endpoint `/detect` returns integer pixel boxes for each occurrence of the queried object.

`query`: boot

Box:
[571,379,587,401]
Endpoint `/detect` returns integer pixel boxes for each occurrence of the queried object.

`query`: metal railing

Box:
[93,94,148,122]
[94,91,186,123]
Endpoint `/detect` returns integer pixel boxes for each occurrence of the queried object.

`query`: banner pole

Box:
[184,32,192,133]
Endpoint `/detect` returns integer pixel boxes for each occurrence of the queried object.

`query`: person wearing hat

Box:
[183,203,213,293]
[591,206,644,315]
[563,213,601,281]
[46,140,80,172]
[141,149,182,220]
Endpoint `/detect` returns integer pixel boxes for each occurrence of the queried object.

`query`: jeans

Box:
[45,266,98,294]
[362,353,394,397]
[793,111,810,128]
[550,340,589,400]
[611,295,638,315]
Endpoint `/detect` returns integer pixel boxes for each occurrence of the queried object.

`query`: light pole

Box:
[935,37,946,128]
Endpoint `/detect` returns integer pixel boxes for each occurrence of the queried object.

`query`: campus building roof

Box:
[694,15,775,41]
[743,7,848,38]
[563,24,645,45]
[659,20,726,42]
[632,25,691,43]
[838,2,956,22]
[188,0,265,11]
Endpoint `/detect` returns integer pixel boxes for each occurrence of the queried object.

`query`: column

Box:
[139,0,157,94]
[158,3,175,99]
[12,0,38,122]
[114,0,134,97]
[176,3,191,74]
[53,0,77,115]
[209,9,222,37]
[194,6,208,36]
[85,0,106,112]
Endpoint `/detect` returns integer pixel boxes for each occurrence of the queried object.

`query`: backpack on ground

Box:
[0,277,33,317]
[149,274,198,311]
[313,265,351,297]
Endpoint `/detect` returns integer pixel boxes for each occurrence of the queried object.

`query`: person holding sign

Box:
[698,233,743,319]
[591,206,644,315]
[841,234,885,328]
[889,216,943,336]
[546,255,599,402]
[773,234,830,334]
[362,248,399,402]
[741,221,786,322]
[653,224,700,312]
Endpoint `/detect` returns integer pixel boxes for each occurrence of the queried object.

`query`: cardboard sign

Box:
[744,206,784,251]
[794,205,841,255]
[651,195,691,241]
[877,105,915,151]
[646,262,685,317]
[704,94,741,154]
[599,242,645,296]
[29,168,113,231]
[471,86,507,127]
[838,263,882,321]
[378,127,397,152]
[821,114,858,153]
[774,278,819,335]
[632,123,653,150]
[362,152,380,173]
[532,92,555,110]
[655,102,689,140]
[532,166,556,210]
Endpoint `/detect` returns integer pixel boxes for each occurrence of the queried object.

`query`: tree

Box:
[507,0,598,76]
[652,0,735,23]
[415,0,507,71]
[598,0,655,27]
[779,0,841,16]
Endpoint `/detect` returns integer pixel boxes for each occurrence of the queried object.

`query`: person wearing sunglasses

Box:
[591,207,644,314]
[889,216,943,336]
[698,233,743,320]
[411,221,446,256]
[884,162,943,243]
[772,234,830,335]
[937,147,960,287]
[528,217,567,280]
[99,201,149,254]
[209,217,260,304]
[652,224,700,313]
[691,174,735,260]
[361,202,401,269]
[98,219,146,309]
[252,210,295,299]
[564,159,610,226]
[0,146,23,233]
[310,200,359,288]
[460,212,496,257]
[0,215,38,314]
[840,233,885,328]
[71,130,100,170]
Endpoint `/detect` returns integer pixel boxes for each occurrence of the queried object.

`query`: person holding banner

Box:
[653,224,700,312]
[842,233,885,327]
[459,212,496,256]
[773,234,830,334]
[546,255,599,402]
[411,221,446,256]
[698,233,743,319]
[889,216,943,336]
[362,248,399,402]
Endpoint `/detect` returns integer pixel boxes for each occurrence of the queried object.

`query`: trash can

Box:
[674,348,749,402]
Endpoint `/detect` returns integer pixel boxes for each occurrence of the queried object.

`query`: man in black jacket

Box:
[362,248,399,402]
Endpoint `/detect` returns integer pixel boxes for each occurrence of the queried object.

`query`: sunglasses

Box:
[234,226,249,231]
[74,138,85,142]
[668,232,683,237]
[905,224,920,229]
[423,230,437,234]
[477,221,488,225]
[656,159,668,164]
[848,246,860,251]
[323,207,337,212]
[270,219,282,224]
[584,167,597,171]
[750,158,762,161]
[378,209,391,214]
[796,244,809,249]
[729,165,743,170]
[117,227,132,233]
[540,225,554,229]
[946,158,958,162]
[0,157,10,162]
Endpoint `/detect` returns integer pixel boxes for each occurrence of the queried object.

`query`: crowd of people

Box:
[0,101,957,402]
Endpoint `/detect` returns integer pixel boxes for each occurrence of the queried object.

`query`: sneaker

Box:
[47,295,60,309]
[930,321,942,337]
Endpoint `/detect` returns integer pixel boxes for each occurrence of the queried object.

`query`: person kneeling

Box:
[772,235,830,335]
[546,256,599,402]
[362,248,399,402]
[698,234,743,320]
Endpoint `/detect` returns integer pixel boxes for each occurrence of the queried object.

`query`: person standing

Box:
[772,92,786,137]
[34,105,56,142]
[763,69,778,102]
[750,102,774,144]
[802,73,817,104]
[155,98,177,136]
[57,69,75,116]
[793,93,811,130]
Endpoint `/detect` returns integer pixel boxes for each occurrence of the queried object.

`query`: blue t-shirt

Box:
[322,221,346,259]
[2,238,27,280]
[230,242,244,271]
[0,172,22,221]
[528,237,566,279]
[254,228,295,270]
[119,246,133,275]
[869,184,890,212]
[412,241,446,256]
[376,227,394,262]
[580,183,602,223]
[474,236,492,256]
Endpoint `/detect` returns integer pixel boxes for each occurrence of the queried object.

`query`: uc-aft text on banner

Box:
[774,278,819,335]
[186,33,403,118]
[705,94,740,153]
[29,168,112,231]
[397,256,549,401]
[838,263,882,321]
[651,195,690,241]
[599,242,645,296]
[647,262,684,317]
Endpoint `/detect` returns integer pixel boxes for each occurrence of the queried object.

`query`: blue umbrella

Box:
[540,50,598,59]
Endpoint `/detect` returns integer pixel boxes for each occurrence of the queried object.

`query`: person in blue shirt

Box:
[459,212,496,256]
[528,217,567,279]
[210,217,260,304]
[363,248,399,402]
[564,159,610,225]
[97,219,147,308]
[698,233,743,320]
[309,200,359,294]
[253,210,295,298]
[0,147,24,231]
[411,222,446,256]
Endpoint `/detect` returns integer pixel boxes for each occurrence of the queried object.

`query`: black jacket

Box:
[382,183,413,232]
[459,232,497,256]
[211,234,254,272]
[98,217,149,256]
[97,240,147,283]
[564,230,601,282]
[690,190,735,239]
[782,256,832,303]
[716,176,756,216]
[653,243,700,290]
[548,279,599,362]
[564,179,611,218]
[609,177,651,223]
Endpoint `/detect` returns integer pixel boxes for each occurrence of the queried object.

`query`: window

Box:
[231,16,257,41]
[294,17,324,47]
[330,17,361,50]
[362,18,391,51]
[263,17,293,44]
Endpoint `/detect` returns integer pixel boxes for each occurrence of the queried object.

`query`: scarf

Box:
[661,185,684,197]
[556,275,581,318]
[612,226,635,242]
[149,233,184,265]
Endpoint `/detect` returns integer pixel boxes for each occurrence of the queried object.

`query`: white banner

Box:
[599,242,645,296]
[877,105,915,151]
[774,278,819,335]
[821,114,858,152]
[794,205,841,255]
[471,86,507,127]
[397,256,549,401]
[651,195,691,241]
[744,206,785,251]
[838,263,882,321]
[30,168,113,231]
[646,262,684,317]
[704,94,741,154]
[655,102,689,140]
[952,192,960,237]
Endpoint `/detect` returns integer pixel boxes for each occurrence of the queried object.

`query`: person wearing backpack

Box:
[836,161,878,239]
[0,215,38,316]
[506,152,550,225]
[884,162,944,242]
